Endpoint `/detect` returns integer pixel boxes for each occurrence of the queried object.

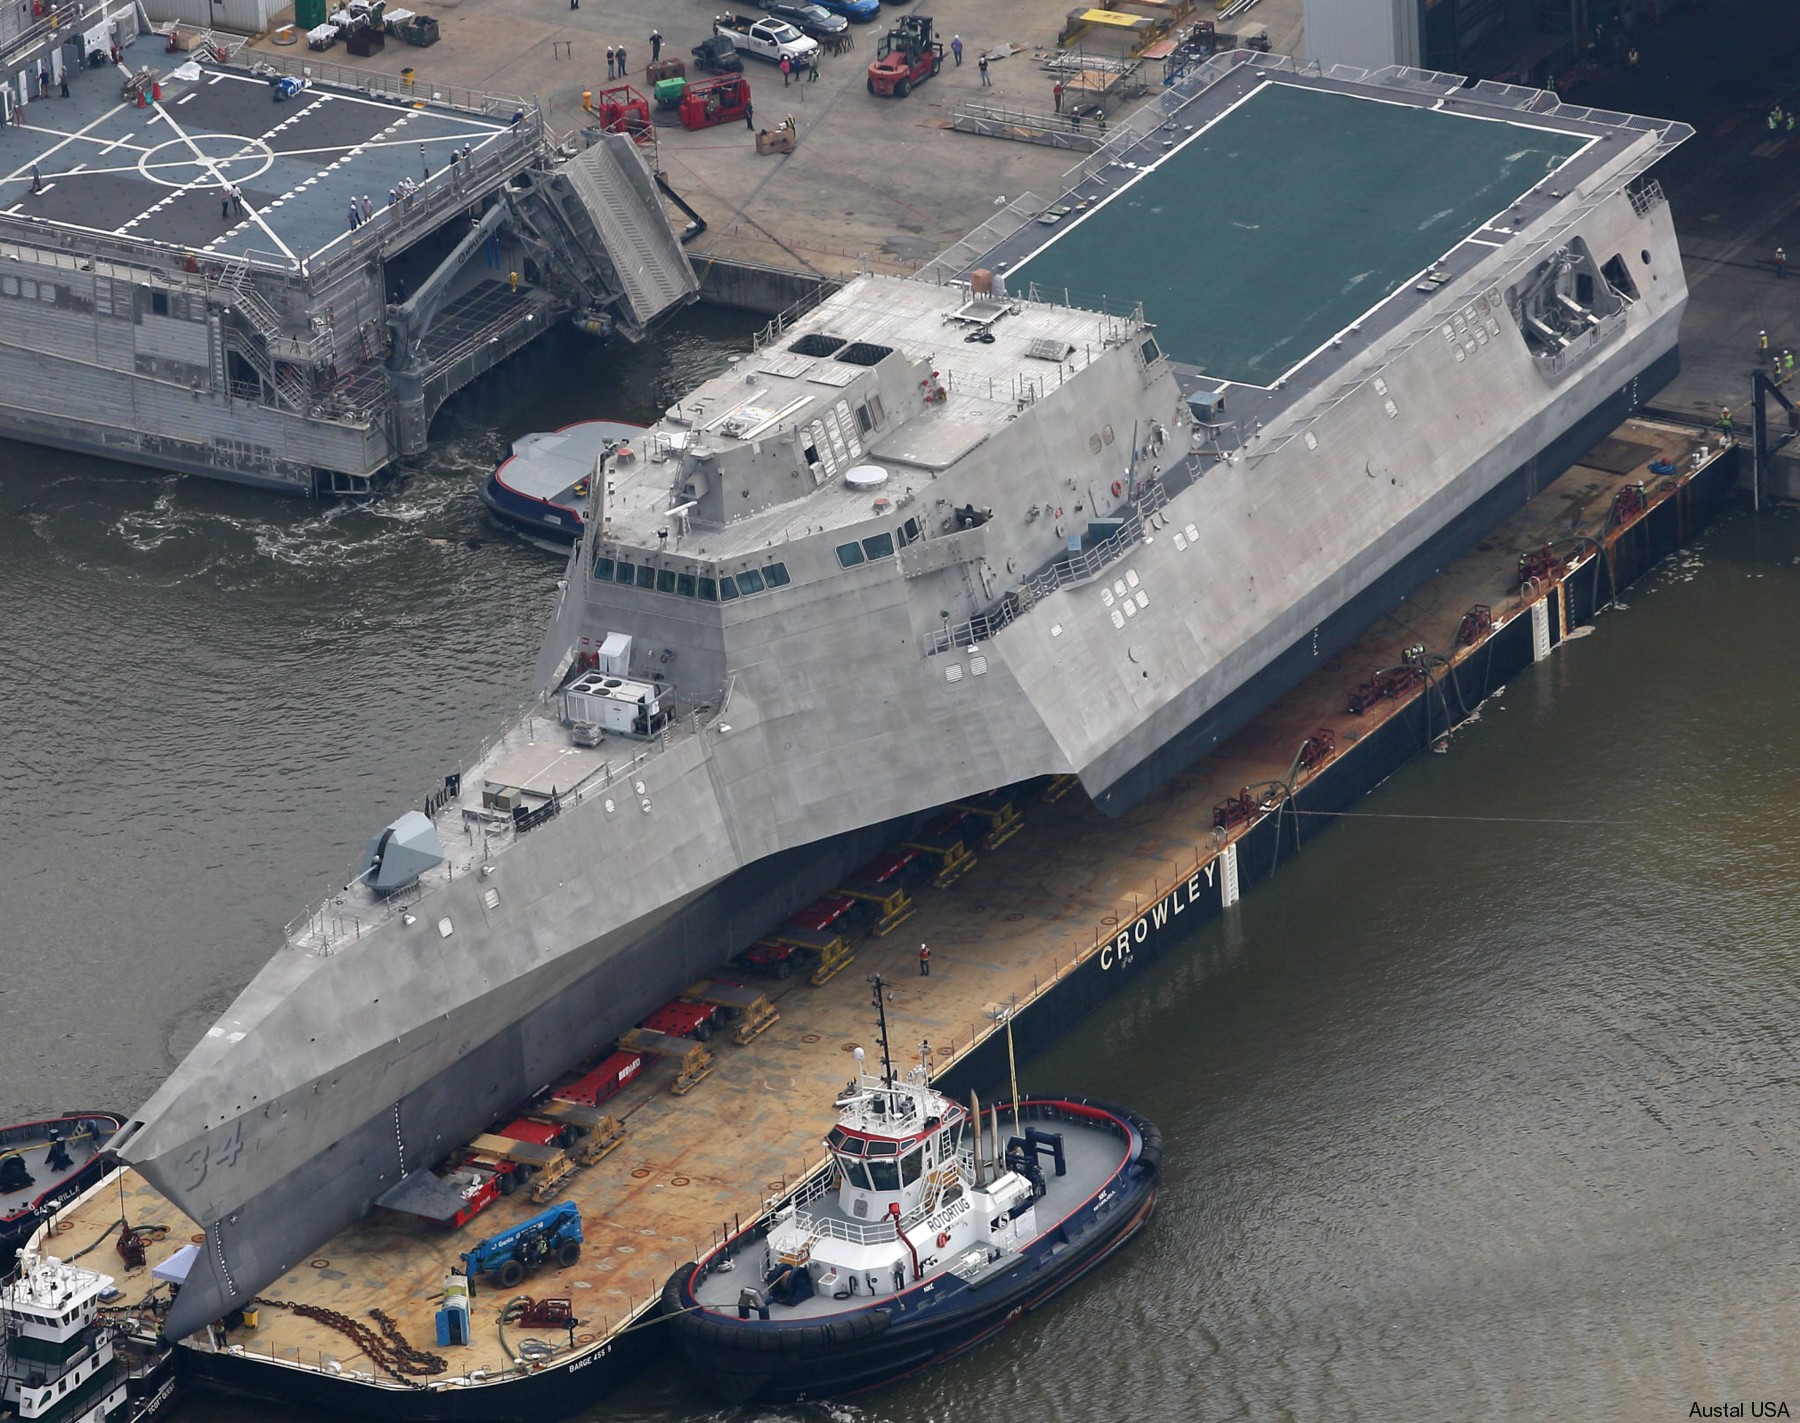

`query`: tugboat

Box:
[0,1115,122,1270]
[0,1245,176,1423]
[479,420,644,548]
[662,978,1162,1403]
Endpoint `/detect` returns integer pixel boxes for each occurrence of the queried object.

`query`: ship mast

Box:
[869,974,897,1094]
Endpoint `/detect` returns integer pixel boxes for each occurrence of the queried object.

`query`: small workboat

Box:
[0,1113,121,1269]
[1,1243,177,1423]
[662,979,1161,1403]
[479,420,644,548]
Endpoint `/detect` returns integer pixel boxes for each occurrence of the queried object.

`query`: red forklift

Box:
[867,14,942,97]
[680,72,753,130]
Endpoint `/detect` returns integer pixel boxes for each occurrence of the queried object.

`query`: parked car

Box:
[763,0,849,40]
[811,0,880,21]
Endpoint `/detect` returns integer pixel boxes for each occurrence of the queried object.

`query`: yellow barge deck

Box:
[46,419,1728,1396]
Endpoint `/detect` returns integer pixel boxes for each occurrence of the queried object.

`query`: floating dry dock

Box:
[45,418,1734,1420]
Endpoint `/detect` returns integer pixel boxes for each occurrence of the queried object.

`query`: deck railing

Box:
[286,669,730,954]
[924,481,1169,656]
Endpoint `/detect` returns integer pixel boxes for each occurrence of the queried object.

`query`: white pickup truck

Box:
[713,12,820,66]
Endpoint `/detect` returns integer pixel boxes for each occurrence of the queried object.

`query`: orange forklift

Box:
[867,14,942,97]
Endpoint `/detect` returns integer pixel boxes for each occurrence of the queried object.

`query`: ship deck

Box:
[48,417,1717,1395]
[0,63,512,266]
[1008,81,1590,385]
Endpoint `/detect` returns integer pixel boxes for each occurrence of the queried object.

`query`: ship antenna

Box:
[869,974,897,1091]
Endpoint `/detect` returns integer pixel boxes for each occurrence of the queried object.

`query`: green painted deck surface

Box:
[1013,83,1588,384]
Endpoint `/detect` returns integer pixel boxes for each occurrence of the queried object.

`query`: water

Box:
[5,316,1800,1419]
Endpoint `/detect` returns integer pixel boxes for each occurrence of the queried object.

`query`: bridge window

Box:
[1139,335,1162,366]
[735,568,765,596]
[862,532,895,561]
[636,565,656,590]
[698,577,719,601]
[676,573,696,598]
[656,569,677,594]
[719,577,739,601]
[897,517,921,548]
[594,556,615,581]
[762,562,790,588]
[836,542,866,569]
[901,1147,922,1186]
[866,1158,899,1191]
[615,560,636,585]
[836,1154,872,1190]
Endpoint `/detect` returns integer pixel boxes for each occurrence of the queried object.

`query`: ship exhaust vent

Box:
[835,341,894,367]
[789,333,847,358]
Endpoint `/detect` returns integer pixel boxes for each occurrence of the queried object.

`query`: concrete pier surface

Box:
[245,0,1301,282]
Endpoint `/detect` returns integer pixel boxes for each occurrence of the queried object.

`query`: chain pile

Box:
[253,1298,448,1386]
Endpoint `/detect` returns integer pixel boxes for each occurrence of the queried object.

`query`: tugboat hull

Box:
[664,1098,1162,1404]
[0,1112,123,1268]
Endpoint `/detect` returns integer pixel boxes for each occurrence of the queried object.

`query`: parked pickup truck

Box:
[714,12,820,66]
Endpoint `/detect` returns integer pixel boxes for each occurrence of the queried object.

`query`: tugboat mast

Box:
[869,974,897,1092]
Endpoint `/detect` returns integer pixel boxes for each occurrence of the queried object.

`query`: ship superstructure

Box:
[111,52,1690,1342]
[0,32,694,494]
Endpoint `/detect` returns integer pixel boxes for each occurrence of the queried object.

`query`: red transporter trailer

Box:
[555,1048,646,1106]
[641,997,727,1041]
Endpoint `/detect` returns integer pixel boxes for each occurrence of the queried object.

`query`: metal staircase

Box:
[212,260,327,364]
[224,325,313,414]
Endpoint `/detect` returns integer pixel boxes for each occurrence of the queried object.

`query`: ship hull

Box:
[161,812,920,1337]
[177,1307,658,1423]
[478,476,583,546]
[157,331,1685,1342]
[1091,337,1684,816]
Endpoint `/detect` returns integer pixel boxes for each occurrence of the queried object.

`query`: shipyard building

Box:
[0,25,695,492]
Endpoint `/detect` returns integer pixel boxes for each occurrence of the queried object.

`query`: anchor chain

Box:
[253,1298,448,1386]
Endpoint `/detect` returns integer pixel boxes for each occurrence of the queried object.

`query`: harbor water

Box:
[3,310,1798,1421]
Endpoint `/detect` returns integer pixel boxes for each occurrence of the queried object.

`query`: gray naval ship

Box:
[111,53,1692,1340]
